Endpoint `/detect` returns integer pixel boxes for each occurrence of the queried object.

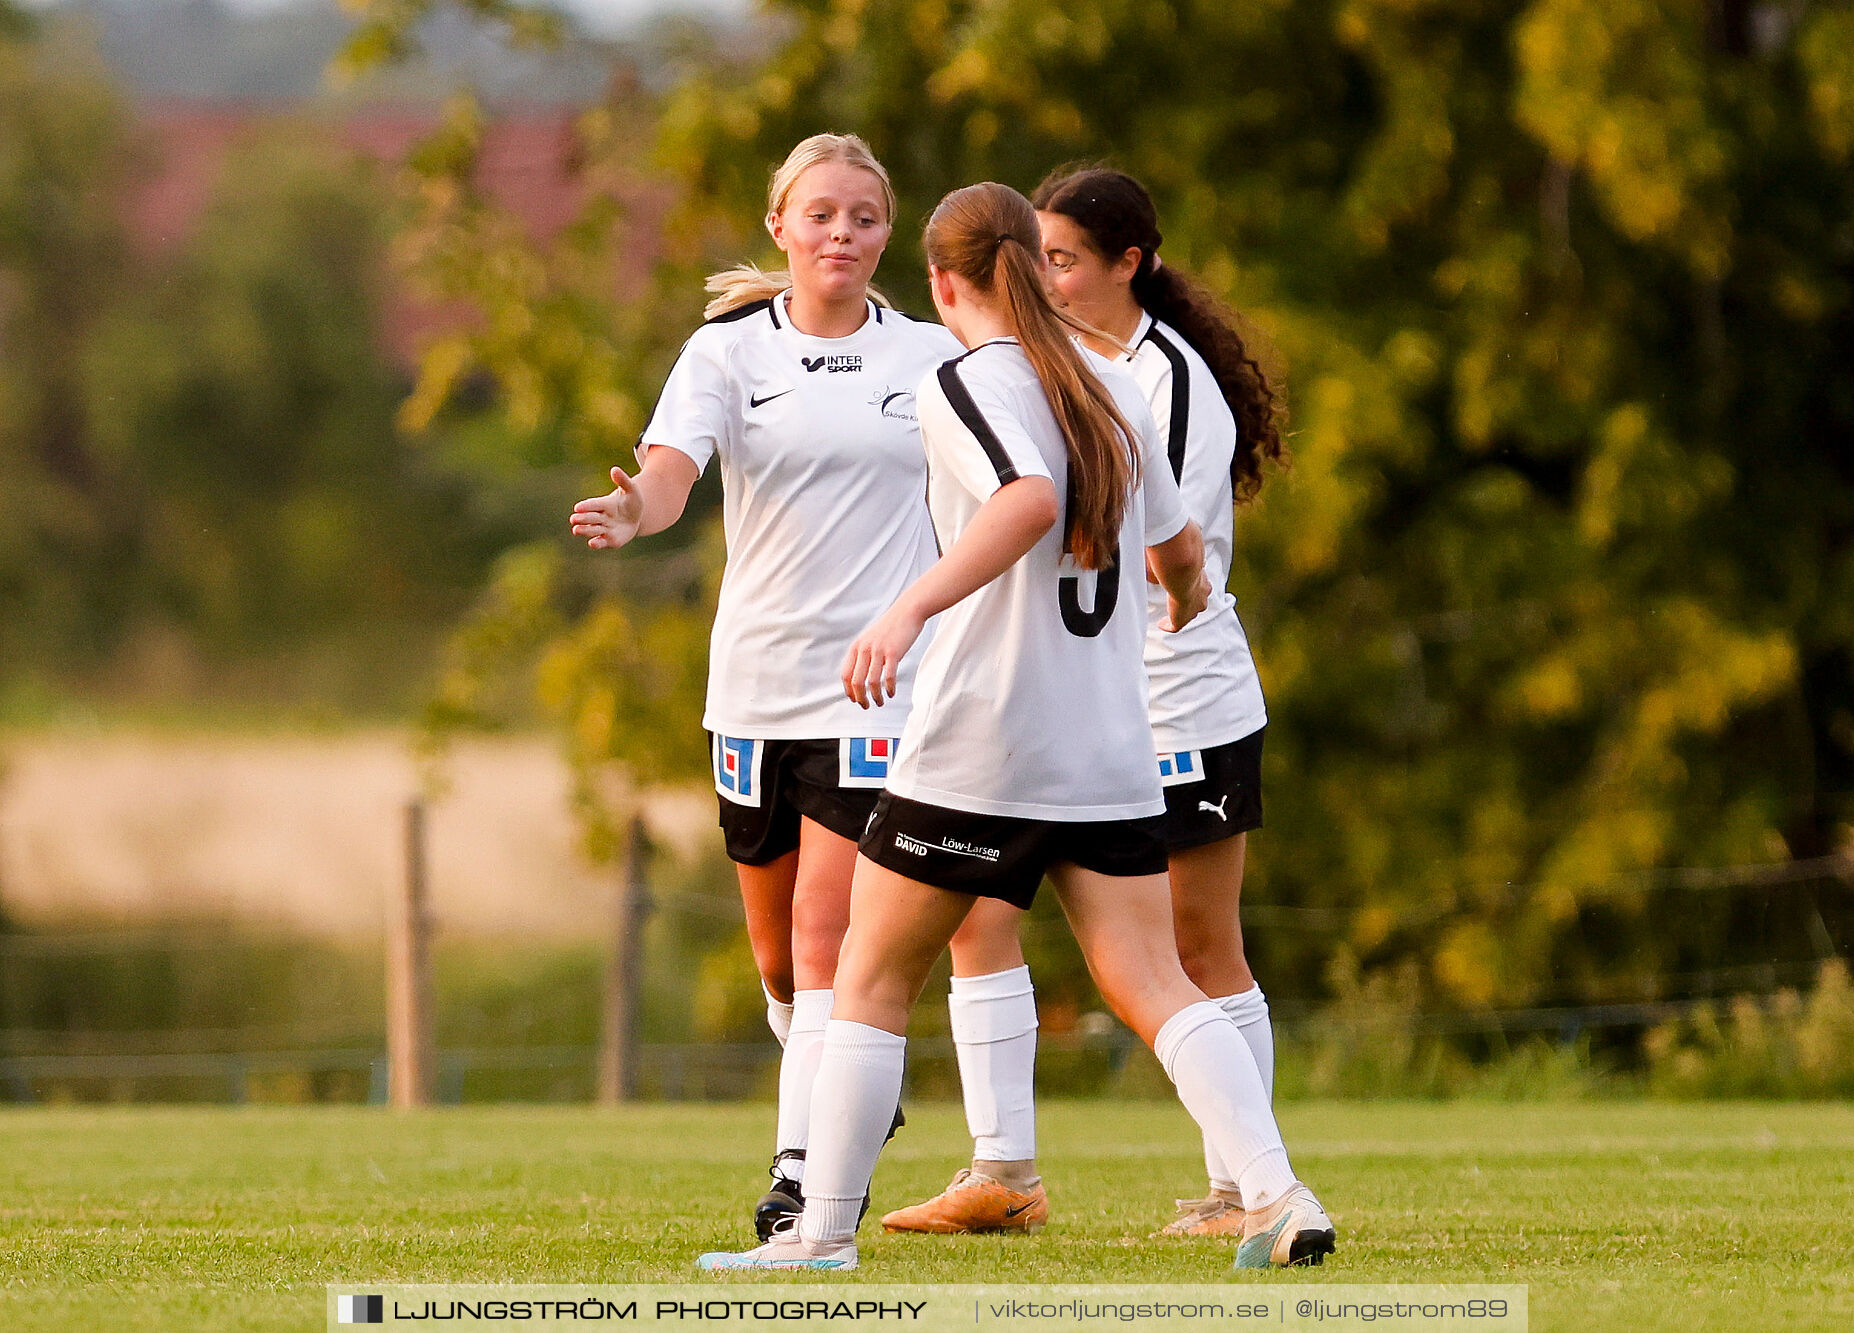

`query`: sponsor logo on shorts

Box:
[802,354,863,373]
[895,832,1001,862]
[713,734,764,807]
[1157,749,1205,788]
[839,736,900,789]
[1199,795,1230,822]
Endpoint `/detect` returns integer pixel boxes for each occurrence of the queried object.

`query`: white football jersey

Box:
[885,340,1189,821]
[1121,313,1268,752]
[638,291,963,739]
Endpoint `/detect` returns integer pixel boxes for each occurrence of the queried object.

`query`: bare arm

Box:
[842,476,1062,709]
[1147,518,1210,632]
[568,447,702,550]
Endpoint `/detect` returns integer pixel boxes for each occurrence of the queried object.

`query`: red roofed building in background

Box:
[128,99,667,369]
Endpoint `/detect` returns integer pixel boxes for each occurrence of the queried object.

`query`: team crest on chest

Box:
[840,736,901,788]
[871,387,916,421]
[713,734,765,806]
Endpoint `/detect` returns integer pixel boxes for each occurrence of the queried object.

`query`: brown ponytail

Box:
[924,183,1138,570]
[1031,166,1286,504]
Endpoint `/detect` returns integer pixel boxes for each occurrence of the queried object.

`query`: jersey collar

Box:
[774,289,884,341]
[1121,310,1155,360]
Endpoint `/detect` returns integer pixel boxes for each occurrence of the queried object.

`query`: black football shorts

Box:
[858,792,1168,910]
[1156,727,1265,852]
[711,733,901,865]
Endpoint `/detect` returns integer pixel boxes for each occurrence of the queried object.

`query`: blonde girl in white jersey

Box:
[882,167,1299,1242]
[698,182,1333,1273]
[569,134,960,1241]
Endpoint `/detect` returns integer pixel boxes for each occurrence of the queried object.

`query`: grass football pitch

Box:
[2,1100,1849,1332]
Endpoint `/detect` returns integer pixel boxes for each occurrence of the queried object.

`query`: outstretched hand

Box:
[842,602,928,709]
[570,467,646,550]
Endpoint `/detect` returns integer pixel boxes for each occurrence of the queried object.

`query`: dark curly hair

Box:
[1031,166,1286,503]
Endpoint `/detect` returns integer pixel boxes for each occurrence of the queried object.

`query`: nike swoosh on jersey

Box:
[749,389,794,407]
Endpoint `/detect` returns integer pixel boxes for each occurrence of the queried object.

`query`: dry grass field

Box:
[0,731,711,938]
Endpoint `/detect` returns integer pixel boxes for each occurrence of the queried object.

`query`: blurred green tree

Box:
[646,0,1854,1017]
[85,130,409,649]
[79,124,541,694]
[330,26,720,851]
[0,29,138,674]
[1,13,540,715]
[344,0,1854,1022]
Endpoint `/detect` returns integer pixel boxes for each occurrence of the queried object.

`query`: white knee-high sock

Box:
[798,1019,906,1246]
[948,966,1038,1163]
[773,989,832,1180]
[1201,986,1275,1198]
[1154,1001,1295,1212]
[764,982,794,1047]
[1222,985,1274,1101]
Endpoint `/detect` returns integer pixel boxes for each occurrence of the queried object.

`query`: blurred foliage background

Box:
[2,0,1852,1098]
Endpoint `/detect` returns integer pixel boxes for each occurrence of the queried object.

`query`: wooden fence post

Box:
[598,814,653,1104]
[387,798,435,1108]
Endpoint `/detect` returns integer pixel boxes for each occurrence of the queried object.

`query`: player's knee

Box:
[790,924,847,981]
[747,934,794,994]
[1173,908,1239,971]
[829,958,921,1029]
[1092,948,1190,1022]
[1174,933,1218,985]
[759,965,796,1001]
[949,928,1024,977]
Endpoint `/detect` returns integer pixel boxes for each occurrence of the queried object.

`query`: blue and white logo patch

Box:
[839,736,901,789]
[713,734,764,807]
[1157,749,1205,788]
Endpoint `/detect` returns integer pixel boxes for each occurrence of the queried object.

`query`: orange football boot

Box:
[1155,1194,1246,1237]
[880,1168,1048,1234]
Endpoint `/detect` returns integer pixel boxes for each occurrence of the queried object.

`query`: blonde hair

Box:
[704,133,897,320]
[925,182,1139,570]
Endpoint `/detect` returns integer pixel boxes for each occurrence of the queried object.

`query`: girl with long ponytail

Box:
[886,166,1307,1247]
[699,182,1333,1273]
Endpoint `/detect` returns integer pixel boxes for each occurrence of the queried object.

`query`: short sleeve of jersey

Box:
[1135,397,1189,545]
[638,324,732,475]
[921,353,1053,501]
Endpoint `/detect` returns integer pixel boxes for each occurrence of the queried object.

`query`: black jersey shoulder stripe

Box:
[705,296,773,326]
[872,300,884,323]
[937,348,1019,486]
[1140,321,1190,484]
